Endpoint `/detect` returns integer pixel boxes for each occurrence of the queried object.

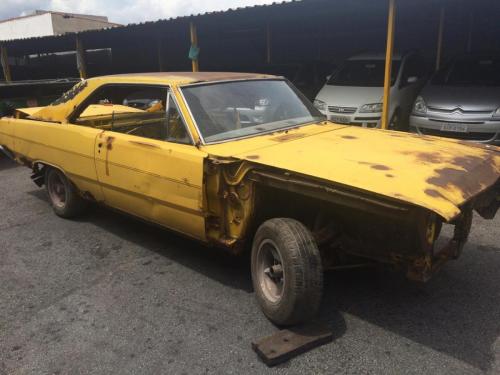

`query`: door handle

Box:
[128,140,160,149]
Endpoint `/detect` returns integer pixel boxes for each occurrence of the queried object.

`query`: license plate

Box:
[329,115,350,124]
[440,123,468,133]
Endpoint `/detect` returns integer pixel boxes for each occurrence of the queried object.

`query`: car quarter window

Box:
[166,91,191,144]
[70,84,191,144]
[401,56,427,83]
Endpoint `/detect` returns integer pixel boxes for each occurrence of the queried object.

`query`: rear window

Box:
[431,57,500,86]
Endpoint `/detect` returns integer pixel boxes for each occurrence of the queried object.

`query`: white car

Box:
[313,52,427,130]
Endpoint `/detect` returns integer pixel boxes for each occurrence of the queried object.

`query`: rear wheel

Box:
[251,218,323,326]
[45,168,87,218]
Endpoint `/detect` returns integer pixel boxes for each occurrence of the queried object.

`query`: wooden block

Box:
[251,323,333,366]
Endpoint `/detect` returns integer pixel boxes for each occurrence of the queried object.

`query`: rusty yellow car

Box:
[1,72,499,326]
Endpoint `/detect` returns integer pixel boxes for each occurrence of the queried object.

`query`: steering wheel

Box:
[273,102,293,120]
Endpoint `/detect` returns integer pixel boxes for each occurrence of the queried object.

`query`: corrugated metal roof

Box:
[1,0,298,44]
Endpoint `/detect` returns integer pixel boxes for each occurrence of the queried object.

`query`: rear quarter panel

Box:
[0,117,15,151]
[11,119,104,200]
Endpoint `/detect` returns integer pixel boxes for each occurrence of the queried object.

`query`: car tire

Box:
[251,218,323,326]
[45,167,87,218]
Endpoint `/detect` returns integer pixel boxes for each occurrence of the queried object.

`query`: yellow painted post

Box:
[435,6,445,71]
[381,0,396,130]
[190,22,199,72]
[0,44,12,82]
[266,21,272,64]
[75,35,87,79]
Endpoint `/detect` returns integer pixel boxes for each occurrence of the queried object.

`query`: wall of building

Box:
[0,13,54,41]
[51,13,114,35]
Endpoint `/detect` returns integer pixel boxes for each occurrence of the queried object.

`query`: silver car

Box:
[410,54,500,145]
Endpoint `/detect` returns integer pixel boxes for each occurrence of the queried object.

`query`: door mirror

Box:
[407,76,418,84]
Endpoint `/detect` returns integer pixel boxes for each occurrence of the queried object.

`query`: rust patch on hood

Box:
[426,155,499,200]
[424,188,446,198]
[358,161,392,171]
[402,151,444,164]
[341,135,357,140]
[246,155,260,160]
[271,133,306,142]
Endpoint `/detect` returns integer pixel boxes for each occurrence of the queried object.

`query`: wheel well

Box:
[249,183,339,247]
[31,162,66,187]
[247,180,426,270]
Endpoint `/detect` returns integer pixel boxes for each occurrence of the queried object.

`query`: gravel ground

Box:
[0,156,499,375]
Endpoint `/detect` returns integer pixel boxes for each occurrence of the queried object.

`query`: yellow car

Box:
[1,72,499,326]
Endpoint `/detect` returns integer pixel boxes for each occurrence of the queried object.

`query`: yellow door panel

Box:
[94,131,207,240]
[0,118,15,150]
[9,120,103,201]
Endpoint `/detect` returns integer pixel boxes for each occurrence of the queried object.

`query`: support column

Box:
[0,44,12,82]
[435,6,445,71]
[189,22,199,72]
[76,35,87,79]
[381,0,396,130]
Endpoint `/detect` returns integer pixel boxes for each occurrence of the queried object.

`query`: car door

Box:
[398,55,427,118]
[92,86,207,240]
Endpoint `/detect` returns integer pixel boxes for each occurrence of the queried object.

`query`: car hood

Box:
[315,85,383,107]
[421,84,500,111]
[203,123,500,221]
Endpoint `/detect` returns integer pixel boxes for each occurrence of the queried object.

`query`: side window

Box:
[71,85,168,141]
[166,91,191,144]
[401,56,427,85]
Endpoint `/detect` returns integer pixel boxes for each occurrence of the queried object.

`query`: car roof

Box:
[87,72,278,86]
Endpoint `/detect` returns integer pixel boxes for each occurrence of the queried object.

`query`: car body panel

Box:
[418,85,500,112]
[10,120,105,201]
[409,54,500,144]
[315,85,383,108]
[15,107,44,116]
[409,85,500,144]
[203,123,500,221]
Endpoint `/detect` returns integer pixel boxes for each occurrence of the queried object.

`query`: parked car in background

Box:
[410,53,500,145]
[313,52,428,130]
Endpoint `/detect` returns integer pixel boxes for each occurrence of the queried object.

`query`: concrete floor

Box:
[1,156,499,375]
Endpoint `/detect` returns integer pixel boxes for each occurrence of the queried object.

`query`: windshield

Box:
[181,79,323,143]
[431,56,500,86]
[327,59,401,87]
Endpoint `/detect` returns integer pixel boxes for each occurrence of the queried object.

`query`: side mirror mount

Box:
[407,76,418,84]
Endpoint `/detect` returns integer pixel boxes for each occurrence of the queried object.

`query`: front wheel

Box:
[45,167,88,218]
[251,218,323,326]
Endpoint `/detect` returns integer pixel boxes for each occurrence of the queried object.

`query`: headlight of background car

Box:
[359,103,382,113]
[412,96,427,115]
[313,99,326,111]
[493,107,500,118]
